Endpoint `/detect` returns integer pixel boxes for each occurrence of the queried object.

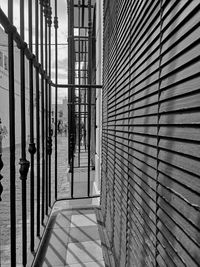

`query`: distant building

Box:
[0,26,33,148]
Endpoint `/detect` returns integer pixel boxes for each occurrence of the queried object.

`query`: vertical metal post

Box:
[87,0,92,197]
[8,0,16,265]
[78,0,81,167]
[67,1,71,168]
[28,0,36,253]
[84,39,87,152]
[40,0,45,225]
[68,0,74,198]
[19,0,30,264]
[35,0,41,237]
[71,0,75,198]
[48,1,52,208]
[54,0,58,201]
[44,0,49,215]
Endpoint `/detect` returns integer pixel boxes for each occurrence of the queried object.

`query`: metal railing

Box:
[0,0,54,266]
[0,0,101,266]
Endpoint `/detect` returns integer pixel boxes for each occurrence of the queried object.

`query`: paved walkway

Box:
[33,200,105,267]
[0,136,104,266]
[0,136,70,266]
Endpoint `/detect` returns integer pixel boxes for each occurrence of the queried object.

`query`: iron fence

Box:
[0,0,101,266]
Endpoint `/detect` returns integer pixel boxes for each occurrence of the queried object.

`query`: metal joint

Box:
[4,24,17,35]
[54,16,58,29]
[47,137,52,155]
[28,143,37,155]
[43,71,47,79]
[46,76,50,82]
[33,59,40,69]
[31,54,36,63]
[14,33,27,50]
[38,64,43,74]
[47,6,52,26]
[19,158,30,181]
[25,47,34,61]
[43,0,49,16]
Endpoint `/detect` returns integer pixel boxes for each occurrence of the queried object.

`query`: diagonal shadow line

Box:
[51,221,104,266]
[52,206,95,217]
[55,216,102,247]
[54,222,101,247]
[61,212,98,232]
[45,241,67,265]
[40,231,88,266]
[66,245,104,267]
[43,257,54,267]
[75,209,98,224]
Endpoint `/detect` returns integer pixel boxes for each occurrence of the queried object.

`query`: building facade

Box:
[0,27,32,148]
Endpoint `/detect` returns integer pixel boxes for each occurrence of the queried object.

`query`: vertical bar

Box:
[71,0,75,198]
[35,0,40,237]
[8,1,16,265]
[48,1,52,208]
[78,0,81,167]
[19,0,30,265]
[44,1,49,215]
[87,0,92,197]
[68,0,74,198]
[40,0,45,225]
[28,0,36,252]
[54,0,58,201]
[84,40,87,152]
[67,0,71,169]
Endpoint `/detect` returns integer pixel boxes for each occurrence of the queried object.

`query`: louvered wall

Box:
[101,0,200,266]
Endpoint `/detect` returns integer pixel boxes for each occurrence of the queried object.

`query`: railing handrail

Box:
[51,83,102,88]
[0,7,52,83]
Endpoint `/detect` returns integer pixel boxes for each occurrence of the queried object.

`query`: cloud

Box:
[51,68,68,82]
[58,57,68,69]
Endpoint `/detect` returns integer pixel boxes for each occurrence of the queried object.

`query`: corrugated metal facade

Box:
[101,0,200,266]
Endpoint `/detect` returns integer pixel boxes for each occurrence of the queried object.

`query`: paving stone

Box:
[65,260,105,267]
[67,226,100,243]
[70,213,97,227]
[65,240,103,265]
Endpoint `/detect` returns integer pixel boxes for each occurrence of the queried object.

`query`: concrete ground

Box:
[0,136,69,266]
[33,200,105,267]
[0,136,105,266]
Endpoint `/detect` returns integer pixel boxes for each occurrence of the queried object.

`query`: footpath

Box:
[0,136,69,266]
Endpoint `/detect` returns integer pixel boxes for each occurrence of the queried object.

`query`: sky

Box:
[0,0,69,103]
